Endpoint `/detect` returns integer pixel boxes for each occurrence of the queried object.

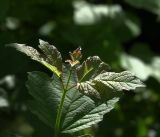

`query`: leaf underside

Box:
[77,70,145,99]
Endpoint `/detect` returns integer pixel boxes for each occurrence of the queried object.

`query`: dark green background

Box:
[0,0,160,137]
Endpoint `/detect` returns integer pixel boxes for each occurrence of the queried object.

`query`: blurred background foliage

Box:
[0,0,160,137]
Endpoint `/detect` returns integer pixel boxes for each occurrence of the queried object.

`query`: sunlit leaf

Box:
[77,70,144,99]
[10,43,43,62]
[77,81,101,99]
[77,56,110,82]
[76,56,145,99]
[38,39,62,71]
[10,42,61,77]
[11,40,145,136]
[93,71,145,91]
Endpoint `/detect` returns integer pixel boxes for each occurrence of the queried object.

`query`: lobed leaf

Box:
[13,41,145,135]
[62,97,119,133]
[77,80,122,101]
[76,57,145,100]
[93,71,145,91]
[38,39,62,71]
[10,43,43,62]
[10,41,62,77]
[26,71,62,127]
[26,69,119,134]
[77,56,110,82]
[77,81,101,99]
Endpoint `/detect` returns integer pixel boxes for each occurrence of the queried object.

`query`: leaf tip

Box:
[7,43,24,48]
[39,39,47,45]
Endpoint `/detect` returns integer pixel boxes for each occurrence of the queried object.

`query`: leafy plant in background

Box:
[9,40,145,137]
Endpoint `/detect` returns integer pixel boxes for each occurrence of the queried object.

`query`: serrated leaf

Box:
[77,56,110,82]
[26,69,119,134]
[38,39,62,71]
[77,80,122,101]
[13,39,145,135]
[77,81,101,99]
[26,71,62,127]
[62,97,119,133]
[10,43,43,62]
[93,71,145,91]
[10,42,61,77]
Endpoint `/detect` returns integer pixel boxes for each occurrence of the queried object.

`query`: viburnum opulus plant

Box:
[11,40,145,137]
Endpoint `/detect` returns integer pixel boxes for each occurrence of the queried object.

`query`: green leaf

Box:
[77,80,122,101]
[77,56,110,82]
[62,97,119,133]
[14,40,145,135]
[93,71,145,91]
[9,42,61,77]
[26,71,62,127]
[77,81,101,99]
[10,43,43,62]
[26,69,119,134]
[76,56,112,99]
[38,39,62,71]
[77,57,145,99]
[41,61,61,77]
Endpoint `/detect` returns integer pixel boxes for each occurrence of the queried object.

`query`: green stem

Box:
[54,87,67,137]
[66,68,72,90]
[54,68,72,137]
